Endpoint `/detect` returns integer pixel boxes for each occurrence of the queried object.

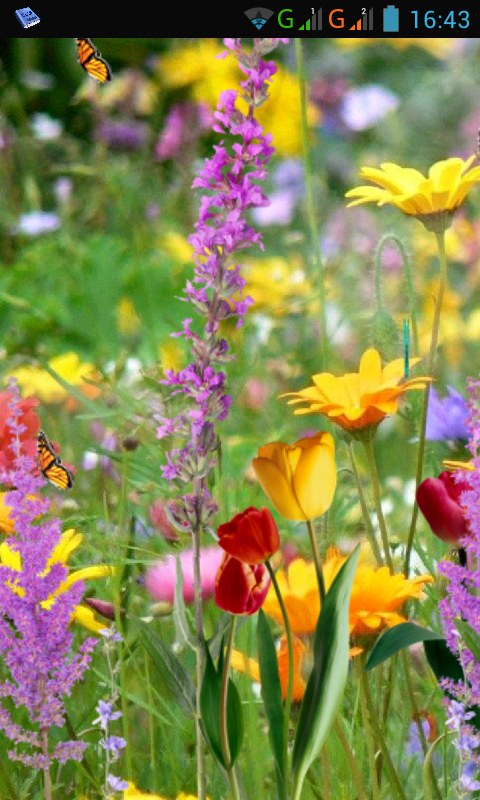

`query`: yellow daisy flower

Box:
[0,528,114,633]
[345,156,480,232]
[281,347,429,434]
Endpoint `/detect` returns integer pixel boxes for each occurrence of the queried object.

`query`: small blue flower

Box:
[93,700,122,730]
[101,735,127,760]
[107,773,129,791]
[426,386,469,441]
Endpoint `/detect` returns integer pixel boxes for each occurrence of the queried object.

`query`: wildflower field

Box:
[2,35,480,800]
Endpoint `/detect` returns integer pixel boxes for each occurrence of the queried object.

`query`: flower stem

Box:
[306,518,326,602]
[346,439,383,566]
[192,517,207,800]
[266,560,293,794]
[404,230,448,577]
[359,659,408,800]
[41,727,52,800]
[295,38,328,369]
[363,436,393,571]
[334,718,368,800]
[220,616,240,800]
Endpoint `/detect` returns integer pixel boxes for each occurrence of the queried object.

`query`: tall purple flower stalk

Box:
[438,377,480,793]
[157,38,287,531]
[155,38,288,799]
[0,381,95,788]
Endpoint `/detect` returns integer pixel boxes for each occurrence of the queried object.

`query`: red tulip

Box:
[217,506,280,565]
[214,554,271,616]
[416,471,471,546]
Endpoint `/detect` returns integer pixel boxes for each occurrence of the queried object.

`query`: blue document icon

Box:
[383,5,399,31]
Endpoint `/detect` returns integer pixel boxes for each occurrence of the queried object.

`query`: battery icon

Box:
[383,5,399,31]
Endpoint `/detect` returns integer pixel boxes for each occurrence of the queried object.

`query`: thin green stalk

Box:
[404,230,448,577]
[306,519,326,602]
[363,436,394,571]
[116,451,132,779]
[294,38,328,369]
[220,617,240,800]
[400,652,443,800]
[374,233,419,355]
[359,660,408,800]
[334,718,368,800]
[144,652,156,782]
[41,727,52,800]
[266,560,293,795]
[192,513,207,800]
[357,659,380,800]
[321,747,331,800]
[346,439,383,566]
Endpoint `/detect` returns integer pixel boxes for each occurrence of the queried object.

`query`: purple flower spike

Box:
[156,39,287,535]
[0,380,96,769]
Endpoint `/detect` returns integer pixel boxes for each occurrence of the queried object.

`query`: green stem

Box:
[295,38,328,369]
[374,233,420,355]
[404,230,448,577]
[334,718,368,800]
[363,436,394,571]
[220,617,240,800]
[400,652,443,800]
[266,560,293,795]
[357,659,380,800]
[306,519,326,602]
[41,727,52,800]
[192,515,207,800]
[359,660,408,800]
[346,439,383,566]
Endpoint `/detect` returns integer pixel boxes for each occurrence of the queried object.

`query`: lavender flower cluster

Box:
[439,377,480,792]
[0,382,95,769]
[156,39,287,535]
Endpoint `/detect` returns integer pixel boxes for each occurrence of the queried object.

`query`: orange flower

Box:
[231,634,307,701]
[281,348,429,433]
[263,550,433,640]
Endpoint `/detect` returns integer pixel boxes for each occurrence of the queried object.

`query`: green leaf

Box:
[292,544,360,797]
[173,555,196,651]
[199,640,244,769]
[257,609,286,797]
[366,622,443,671]
[455,619,480,663]
[135,619,195,717]
[424,638,463,684]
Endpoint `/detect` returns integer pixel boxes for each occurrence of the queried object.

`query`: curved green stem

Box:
[359,659,408,800]
[266,560,293,794]
[363,436,394,571]
[220,617,240,800]
[295,38,328,369]
[334,718,368,800]
[306,519,326,602]
[404,230,448,577]
[374,233,419,355]
[346,439,383,566]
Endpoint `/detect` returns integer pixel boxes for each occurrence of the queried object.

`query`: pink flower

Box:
[144,546,223,604]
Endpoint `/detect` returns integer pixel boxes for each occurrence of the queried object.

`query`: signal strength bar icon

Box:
[349,7,374,28]
[299,7,322,29]
[244,7,274,29]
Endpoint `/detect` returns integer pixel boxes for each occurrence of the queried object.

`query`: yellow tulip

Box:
[252,433,336,521]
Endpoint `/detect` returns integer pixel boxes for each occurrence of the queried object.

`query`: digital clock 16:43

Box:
[411,10,469,28]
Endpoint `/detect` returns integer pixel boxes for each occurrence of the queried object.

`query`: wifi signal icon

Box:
[244,7,274,29]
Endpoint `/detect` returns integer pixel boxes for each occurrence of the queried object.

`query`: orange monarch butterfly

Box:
[37,430,74,490]
[76,38,112,83]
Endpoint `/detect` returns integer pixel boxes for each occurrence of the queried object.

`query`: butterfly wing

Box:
[37,431,74,490]
[76,38,112,83]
